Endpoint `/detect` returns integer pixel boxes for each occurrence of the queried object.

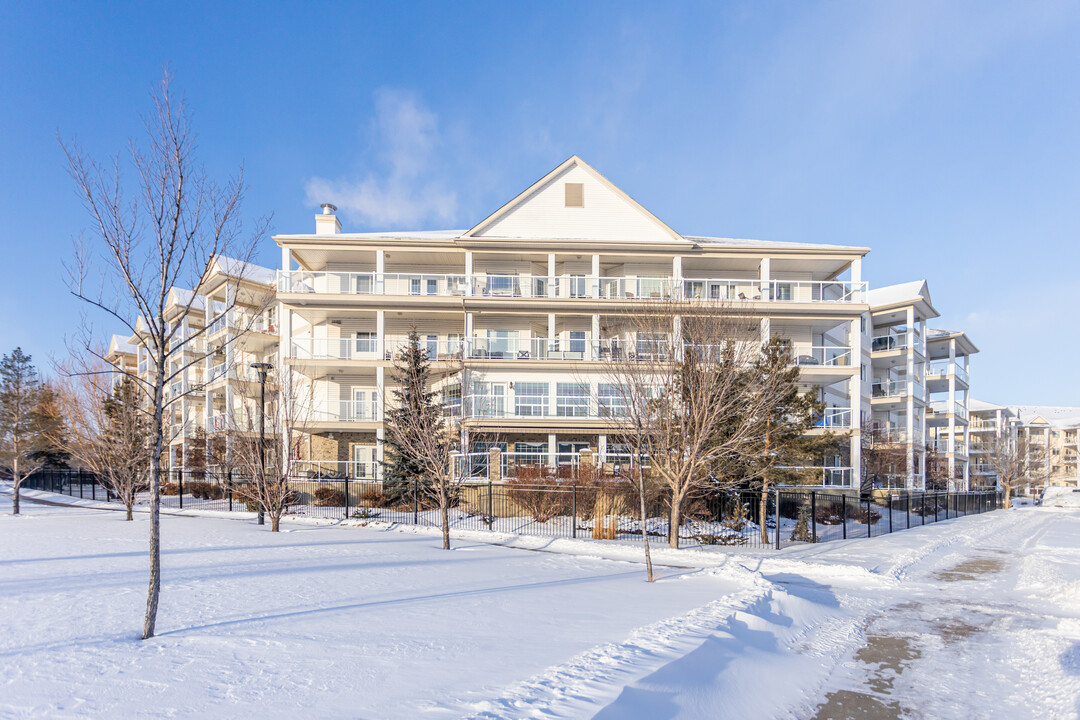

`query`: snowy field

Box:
[2,486,1080,719]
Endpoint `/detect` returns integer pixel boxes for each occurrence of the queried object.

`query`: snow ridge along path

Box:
[3,485,1079,719]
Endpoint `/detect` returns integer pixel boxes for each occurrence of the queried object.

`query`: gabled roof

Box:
[107,334,136,357]
[1010,405,1080,428]
[209,256,276,286]
[866,280,939,319]
[462,155,686,243]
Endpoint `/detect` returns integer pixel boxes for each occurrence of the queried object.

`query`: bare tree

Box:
[861,421,908,494]
[983,427,1044,506]
[232,365,309,532]
[0,348,44,515]
[56,365,154,520]
[598,299,789,550]
[62,69,267,639]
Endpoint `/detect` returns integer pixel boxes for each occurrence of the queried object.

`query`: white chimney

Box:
[315,203,341,235]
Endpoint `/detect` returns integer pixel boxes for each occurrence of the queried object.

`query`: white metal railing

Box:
[791,346,852,367]
[778,466,853,487]
[466,337,571,360]
[207,363,229,383]
[814,408,852,429]
[276,270,868,304]
[292,460,381,480]
[970,419,998,431]
[928,400,969,420]
[927,360,970,385]
[309,399,380,423]
[468,394,596,420]
[929,439,967,455]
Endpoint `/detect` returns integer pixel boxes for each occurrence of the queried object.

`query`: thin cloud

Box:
[305,89,458,228]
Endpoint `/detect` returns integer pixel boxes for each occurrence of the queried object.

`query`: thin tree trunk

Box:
[142,389,164,641]
[12,457,20,515]
[759,478,770,545]
[126,504,133,521]
[639,473,654,582]
[271,515,280,532]
[441,482,450,550]
[669,493,681,549]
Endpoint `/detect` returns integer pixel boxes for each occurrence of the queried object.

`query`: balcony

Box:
[872,380,917,399]
[791,346,852,367]
[309,399,381,423]
[206,311,278,338]
[814,407,853,429]
[277,270,868,305]
[927,360,970,385]
[929,439,967,455]
[928,400,969,421]
[871,331,925,356]
[777,466,854,488]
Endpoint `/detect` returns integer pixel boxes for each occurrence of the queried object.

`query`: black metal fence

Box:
[18,469,1003,551]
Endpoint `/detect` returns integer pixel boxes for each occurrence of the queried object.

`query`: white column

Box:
[591,314,600,361]
[376,249,385,294]
[548,432,557,467]
[281,246,292,273]
[759,257,771,300]
[851,257,863,301]
[760,317,771,345]
[947,339,957,487]
[592,254,601,298]
[672,256,682,297]
[465,312,473,340]
[548,253,556,298]
[376,310,386,359]
[548,313,556,346]
[465,251,473,296]
[849,317,862,491]
[906,306,915,489]
[598,434,608,463]
[376,365,385,425]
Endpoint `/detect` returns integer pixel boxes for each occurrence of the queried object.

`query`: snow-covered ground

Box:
[2,485,1079,719]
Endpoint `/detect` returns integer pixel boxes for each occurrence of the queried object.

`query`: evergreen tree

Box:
[0,347,43,514]
[383,331,445,505]
[30,383,70,469]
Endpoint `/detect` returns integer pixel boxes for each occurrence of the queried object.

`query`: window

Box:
[557,383,589,417]
[474,383,506,417]
[598,383,627,417]
[635,332,667,360]
[426,334,438,359]
[772,282,793,301]
[568,331,586,356]
[569,275,586,298]
[447,333,463,357]
[355,274,374,294]
[514,442,547,465]
[442,383,462,416]
[409,277,421,295]
[486,275,517,296]
[486,329,517,359]
[637,277,666,298]
[355,332,376,354]
[565,182,584,208]
[426,278,439,295]
[514,382,549,417]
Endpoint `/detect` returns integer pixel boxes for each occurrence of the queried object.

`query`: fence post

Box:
[79,474,84,499]
[178,471,183,510]
[866,498,871,538]
[842,494,847,540]
[487,480,494,531]
[344,477,350,520]
[907,494,911,529]
[888,495,893,533]
[921,494,926,525]
[811,491,817,544]
[774,489,781,550]
[572,485,578,539]
[92,474,96,501]
[413,478,419,525]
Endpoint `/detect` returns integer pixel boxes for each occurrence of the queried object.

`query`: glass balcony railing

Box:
[277,271,868,304]
[814,407,852,429]
[309,399,380,423]
[791,346,852,367]
[927,360,970,385]
[872,380,908,398]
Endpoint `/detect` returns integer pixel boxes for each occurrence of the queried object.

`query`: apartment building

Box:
[968,402,1080,494]
[275,156,870,487]
[865,282,976,491]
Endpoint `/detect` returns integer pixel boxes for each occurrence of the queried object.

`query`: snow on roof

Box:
[969,399,1008,413]
[1009,405,1080,428]
[169,287,207,310]
[108,334,136,355]
[865,280,929,308]
[213,256,276,285]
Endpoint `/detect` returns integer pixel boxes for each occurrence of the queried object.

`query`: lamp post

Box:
[251,362,273,526]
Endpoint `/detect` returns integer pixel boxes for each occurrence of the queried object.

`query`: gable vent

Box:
[564,182,584,208]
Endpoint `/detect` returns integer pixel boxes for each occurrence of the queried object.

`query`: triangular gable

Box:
[463,156,685,242]
[1030,416,1050,426]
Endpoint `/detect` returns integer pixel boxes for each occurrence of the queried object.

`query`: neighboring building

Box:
[968,401,1080,495]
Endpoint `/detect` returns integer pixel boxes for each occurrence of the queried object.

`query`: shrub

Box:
[695,531,748,546]
[356,487,386,505]
[720,499,751,532]
[161,482,179,496]
[506,478,568,523]
[314,486,346,507]
[814,501,847,526]
[853,506,882,524]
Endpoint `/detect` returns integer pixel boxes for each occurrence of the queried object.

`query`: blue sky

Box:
[1,1,1078,405]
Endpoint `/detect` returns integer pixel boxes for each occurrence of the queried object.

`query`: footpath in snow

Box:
[2,485,1079,719]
